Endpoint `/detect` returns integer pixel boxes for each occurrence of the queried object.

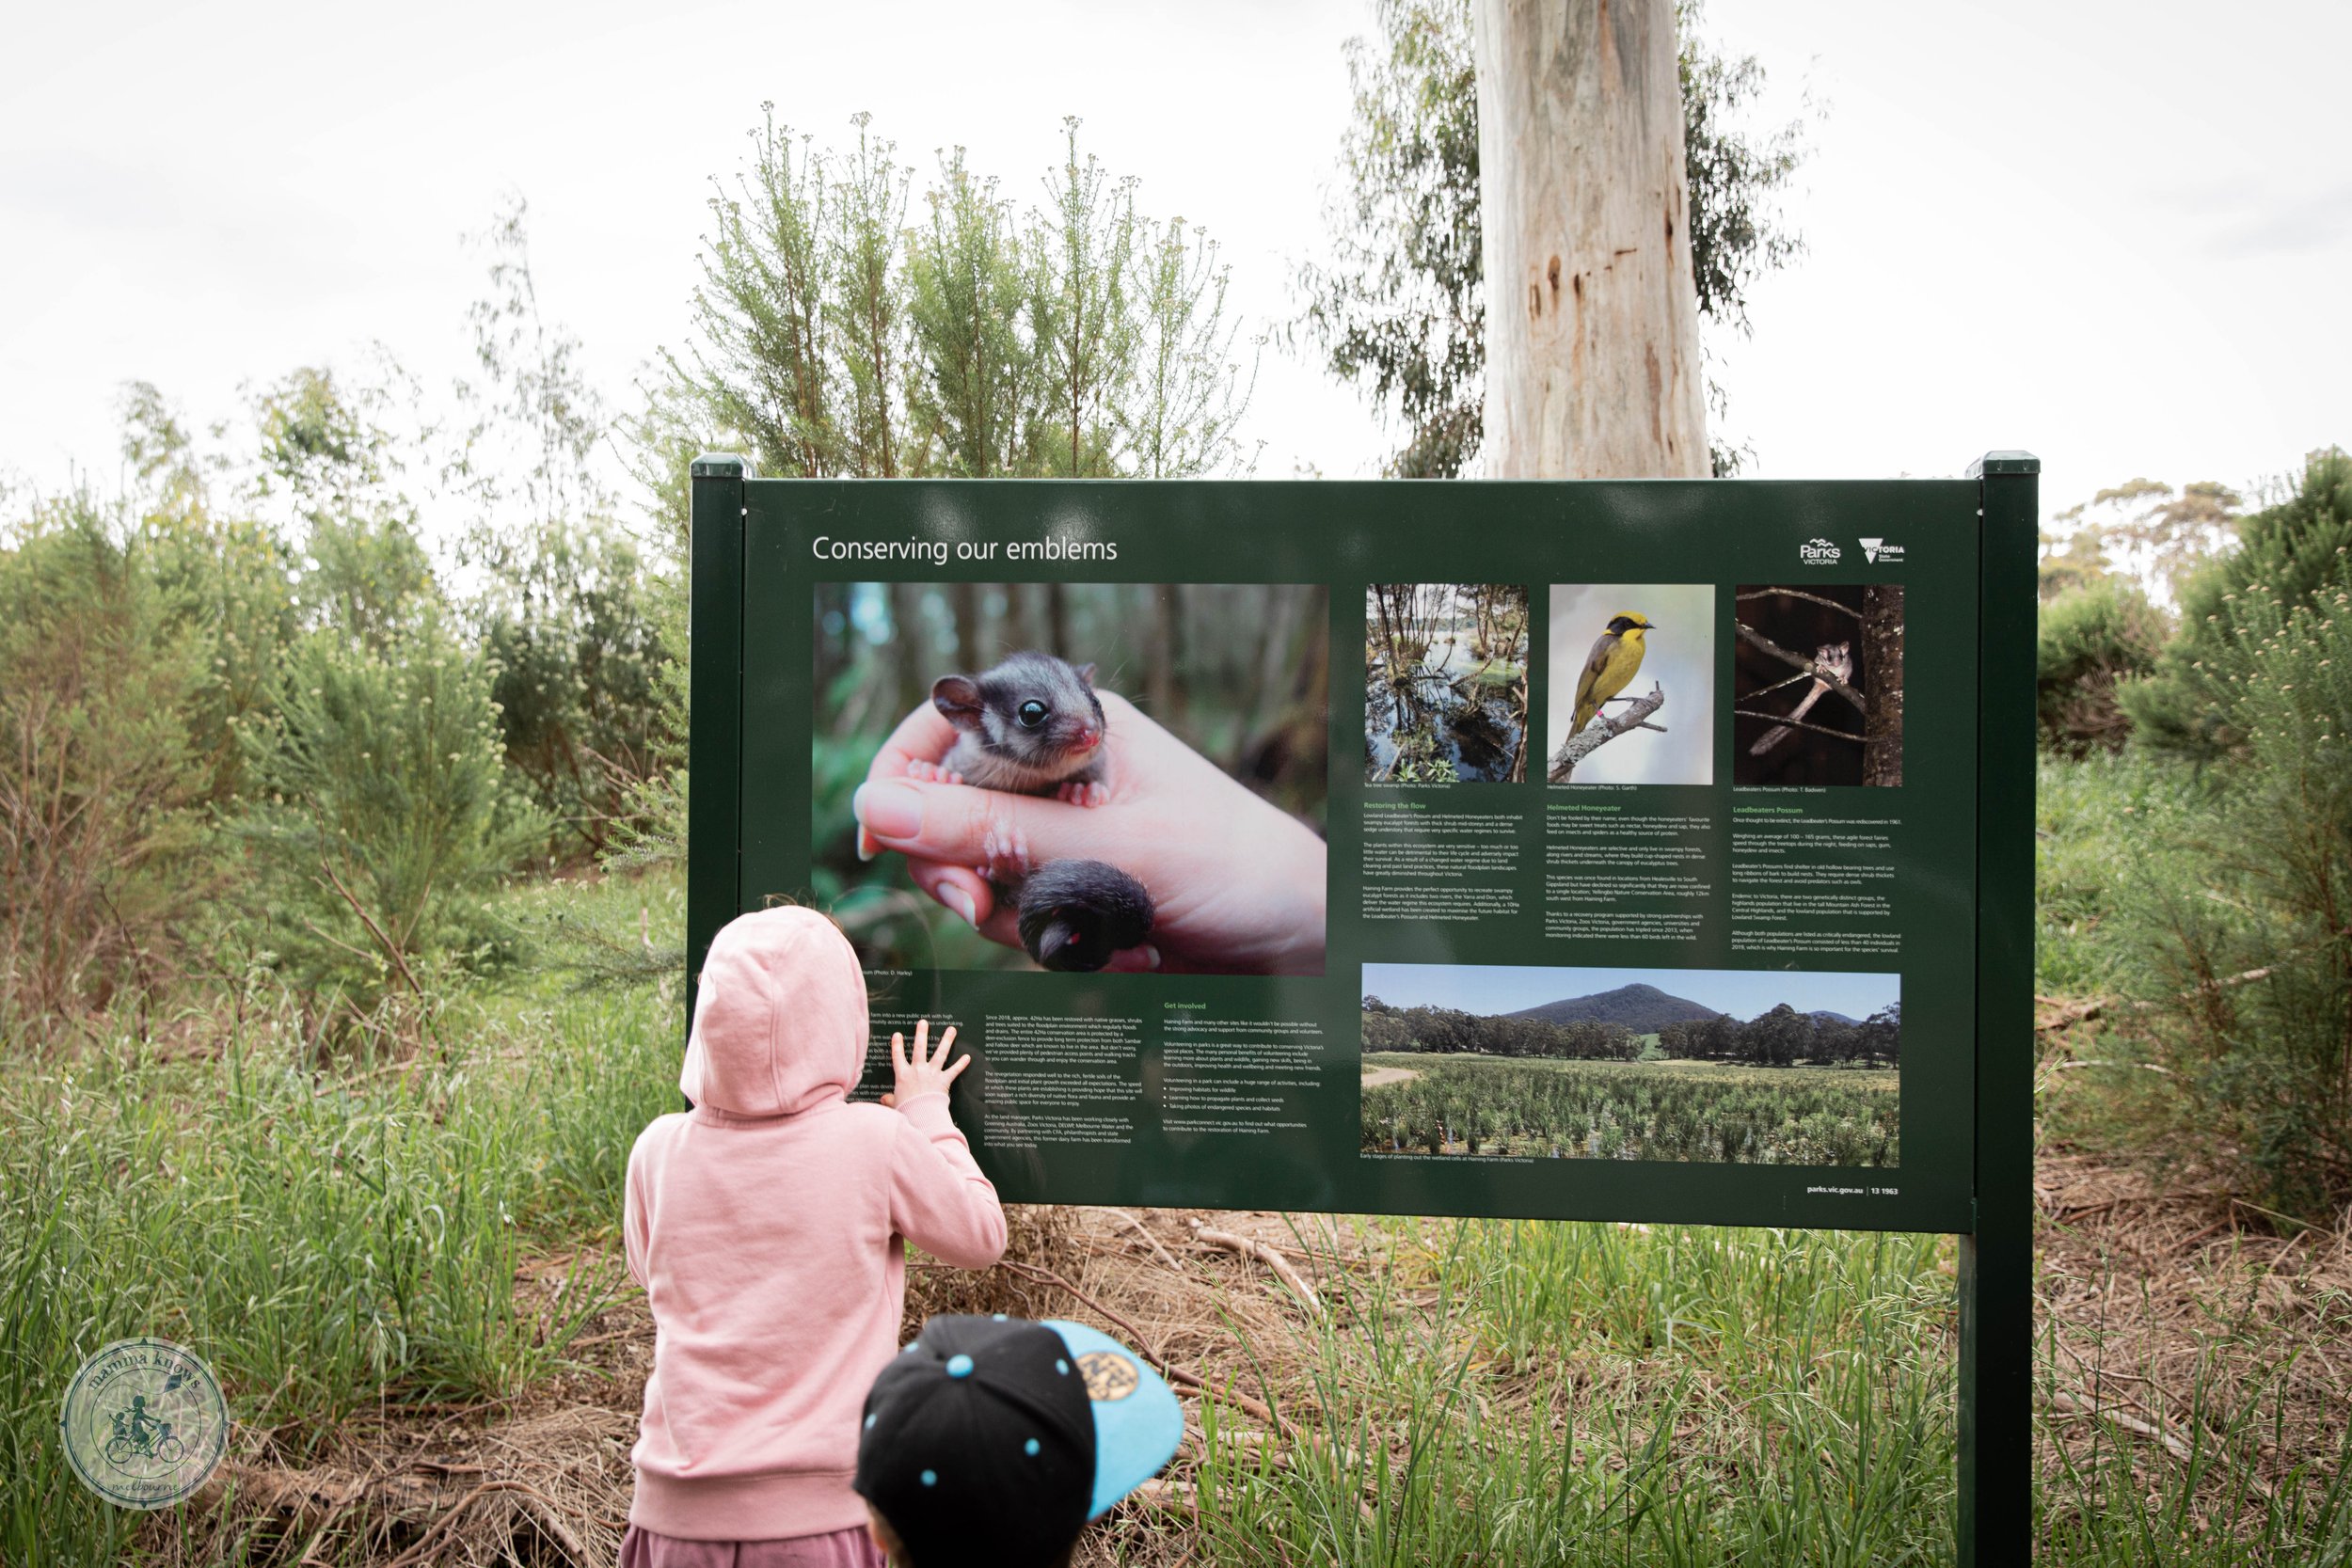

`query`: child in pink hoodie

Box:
[620,906,1009,1566]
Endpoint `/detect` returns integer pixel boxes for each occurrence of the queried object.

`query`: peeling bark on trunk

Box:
[1863,584,1905,787]
[1475,0,1708,479]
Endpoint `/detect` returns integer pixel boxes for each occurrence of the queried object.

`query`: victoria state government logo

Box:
[59,1338,228,1509]
[1799,537,1842,564]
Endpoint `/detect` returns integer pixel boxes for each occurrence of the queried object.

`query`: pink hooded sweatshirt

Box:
[623,907,1008,1541]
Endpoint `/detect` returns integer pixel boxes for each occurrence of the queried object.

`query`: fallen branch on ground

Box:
[1189,1222,1325,1317]
[1104,1206,1185,1274]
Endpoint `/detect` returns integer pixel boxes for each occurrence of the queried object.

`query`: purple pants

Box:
[619,1523,883,1568]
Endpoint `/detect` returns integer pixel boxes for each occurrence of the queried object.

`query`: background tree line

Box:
[1362,998,1644,1060]
[1363,995,1898,1068]
[1656,1004,1900,1069]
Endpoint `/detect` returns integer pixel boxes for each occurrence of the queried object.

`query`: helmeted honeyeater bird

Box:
[1570,612,1656,735]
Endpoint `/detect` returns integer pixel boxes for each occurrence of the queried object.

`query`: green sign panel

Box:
[688,458,2038,1564]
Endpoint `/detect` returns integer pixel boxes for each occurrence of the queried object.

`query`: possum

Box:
[909,651,1156,973]
[1749,641,1854,756]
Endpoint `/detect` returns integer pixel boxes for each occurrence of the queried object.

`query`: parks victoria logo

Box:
[1799,537,1842,564]
[58,1338,229,1509]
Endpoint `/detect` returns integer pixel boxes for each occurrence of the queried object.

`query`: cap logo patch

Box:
[1078,1350,1140,1402]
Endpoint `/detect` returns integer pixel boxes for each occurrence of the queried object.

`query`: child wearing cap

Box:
[621,907,1009,1567]
[853,1315,1185,1568]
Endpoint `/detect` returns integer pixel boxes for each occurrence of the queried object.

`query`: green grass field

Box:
[4,797,2346,1561]
[1361,1053,1900,1165]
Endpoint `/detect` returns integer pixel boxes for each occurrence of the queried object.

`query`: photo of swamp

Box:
[1364,583,1530,783]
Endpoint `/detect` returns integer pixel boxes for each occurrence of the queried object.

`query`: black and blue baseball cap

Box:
[854,1314,1184,1568]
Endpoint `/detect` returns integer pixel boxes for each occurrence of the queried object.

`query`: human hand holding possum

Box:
[853,662,1327,975]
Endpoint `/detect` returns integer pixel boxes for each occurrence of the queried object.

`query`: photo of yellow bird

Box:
[1570,612,1656,734]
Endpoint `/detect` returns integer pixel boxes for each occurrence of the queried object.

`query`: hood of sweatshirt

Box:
[680,906,868,1117]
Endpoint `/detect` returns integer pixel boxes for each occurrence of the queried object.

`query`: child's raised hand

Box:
[886,1019,969,1107]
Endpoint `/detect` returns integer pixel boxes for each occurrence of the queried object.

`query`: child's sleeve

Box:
[888,1093,1009,1270]
[623,1133,652,1290]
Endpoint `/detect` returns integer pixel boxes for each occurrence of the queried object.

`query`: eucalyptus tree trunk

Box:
[1474,0,1708,479]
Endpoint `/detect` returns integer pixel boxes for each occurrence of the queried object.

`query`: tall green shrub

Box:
[0,500,211,1033]
[2122,447,2352,757]
[238,611,545,1026]
[2118,583,2352,1217]
[468,516,664,861]
[2036,578,2168,753]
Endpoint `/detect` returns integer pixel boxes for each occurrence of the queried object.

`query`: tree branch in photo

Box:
[1861,583,1905,786]
[1736,586,1861,619]
[1730,709,1868,743]
[1548,684,1665,782]
[1735,621,1867,717]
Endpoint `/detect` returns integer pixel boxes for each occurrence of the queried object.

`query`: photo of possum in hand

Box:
[913,652,1155,971]
[814,581,1330,975]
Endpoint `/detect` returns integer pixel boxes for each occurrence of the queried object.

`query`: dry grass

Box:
[2036,1147,2352,1523]
[149,1178,2346,1565]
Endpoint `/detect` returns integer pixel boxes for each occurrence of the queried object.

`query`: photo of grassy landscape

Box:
[1360,965,1899,1165]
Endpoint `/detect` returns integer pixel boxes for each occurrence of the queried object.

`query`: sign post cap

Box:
[690,451,756,480]
[1967,451,2040,477]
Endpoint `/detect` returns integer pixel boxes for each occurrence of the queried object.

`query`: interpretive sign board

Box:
[687,458,2038,1564]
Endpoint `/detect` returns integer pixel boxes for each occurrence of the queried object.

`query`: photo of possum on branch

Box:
[813,582,1329,973]
[1731,583,1905,787]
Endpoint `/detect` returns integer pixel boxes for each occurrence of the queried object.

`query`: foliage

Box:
[1364,995,1899,1068]
[1292,0,1808,477]
[468,518,665,861]
[2040,518,2113,601]
[448,202,668,861]
[1361,1054,1899,1164]
[2038,578,2169,753]
[2122,448,2352,759]
[660,110,1254,483]
[450,195,614,533]
[235,611,545,1027]
[2035,749,2199,1001]
[2106,583,2352,1218]
[0,920,675,1561]
[0,499,212,1035]
[1291,0,1484,478]
[2051,477,2244,601]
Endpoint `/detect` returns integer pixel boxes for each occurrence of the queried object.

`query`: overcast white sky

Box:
[3,0,2346,523]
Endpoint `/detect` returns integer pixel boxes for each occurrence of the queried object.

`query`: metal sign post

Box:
[1962,450,2039,1564]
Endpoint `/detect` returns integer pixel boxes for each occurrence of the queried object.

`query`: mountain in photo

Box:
[1504,983,1723,1034]
[1807,1009,1861,1027]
